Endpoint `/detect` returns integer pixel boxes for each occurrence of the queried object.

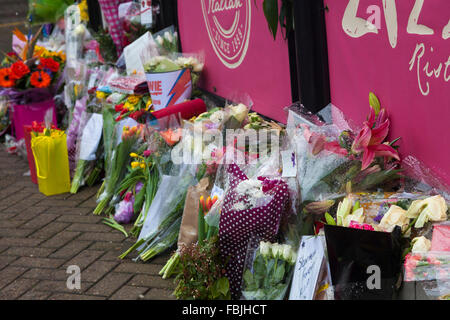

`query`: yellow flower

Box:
[130,153,139,158]
[78,0,89,22]
[140,163,146,169]
[96,91,106,100]
[131,162,140,169]
[129,106,135,112]
[127,95,140,105]
[123,102,132,110]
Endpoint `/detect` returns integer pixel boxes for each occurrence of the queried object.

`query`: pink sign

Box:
[177,0,292,123]
[324,0,450,185]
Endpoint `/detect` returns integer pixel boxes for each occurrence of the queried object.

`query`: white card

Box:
[123,32,157,76]
[79,113,103,161]
[281,149,297,177]
[289,236,325,300]
[140,0,153,25]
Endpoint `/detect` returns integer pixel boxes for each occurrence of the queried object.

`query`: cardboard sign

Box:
[324,0,450,185]
[145,68,192,111]
[177,1,292,123]
[289,236,325,300]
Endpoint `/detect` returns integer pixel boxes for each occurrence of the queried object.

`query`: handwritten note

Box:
[281,149,297,178]
[289,236,325,300]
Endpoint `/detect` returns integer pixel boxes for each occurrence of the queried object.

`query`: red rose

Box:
[38,58,60,73]
[10,61,30,80]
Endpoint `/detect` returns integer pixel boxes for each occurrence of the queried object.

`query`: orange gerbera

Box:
[0,68,15,88]
[30,71,51,88]
[10,61,30,80]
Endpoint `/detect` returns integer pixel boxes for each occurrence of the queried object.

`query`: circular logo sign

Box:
[201,0,252,69]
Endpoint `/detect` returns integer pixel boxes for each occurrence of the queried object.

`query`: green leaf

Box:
[273,261,285,284]
[263,0,279,40]
[216,277,230,297]
[325,212,336,226]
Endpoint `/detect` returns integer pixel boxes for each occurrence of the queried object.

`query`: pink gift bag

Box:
[10,99,57,141]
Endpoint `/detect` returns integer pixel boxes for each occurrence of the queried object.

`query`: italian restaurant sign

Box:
[178,0,292,123]
[324,0,450,185]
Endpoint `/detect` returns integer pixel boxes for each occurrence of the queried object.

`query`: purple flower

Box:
[135,181,144,194]
[114,192,135,224]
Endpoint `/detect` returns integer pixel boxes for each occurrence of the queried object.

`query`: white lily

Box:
[343,207,365,227]
[336,197,352,226]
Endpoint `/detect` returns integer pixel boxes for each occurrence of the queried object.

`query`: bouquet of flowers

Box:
[0,45,65,91]
[241,241,297,300]
[219,163,290,299]
[94,124,144,215]
[153,26,179,56]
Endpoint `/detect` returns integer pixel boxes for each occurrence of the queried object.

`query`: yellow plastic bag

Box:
[31,130,71,196]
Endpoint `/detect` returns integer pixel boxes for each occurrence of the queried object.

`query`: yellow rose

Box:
[96,91,107,100]
[127,95,140,105]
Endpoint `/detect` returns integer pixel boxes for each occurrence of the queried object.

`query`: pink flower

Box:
[351,108,400,170]
[143,150,152,157]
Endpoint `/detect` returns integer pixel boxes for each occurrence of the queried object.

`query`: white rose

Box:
[271,243,281,259]
[281,244,292,262]
[406,195,448,228]
[379,205,410,234]
[74,24,86,37]
[164,31,173,43]
[155,35,164,46]
[289,250,297,265]
[209,110,225,123]
[259,241,270,257]
[411,236,432,253]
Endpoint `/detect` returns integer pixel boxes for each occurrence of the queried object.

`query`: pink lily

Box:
[324,141,348,156]
[352,112,400,170]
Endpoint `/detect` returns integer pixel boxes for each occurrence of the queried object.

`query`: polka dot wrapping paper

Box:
[219,163,290,299]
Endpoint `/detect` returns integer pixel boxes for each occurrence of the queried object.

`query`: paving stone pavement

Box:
[0,146,176,300]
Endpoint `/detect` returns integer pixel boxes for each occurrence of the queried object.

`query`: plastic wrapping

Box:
[404,251,450,282]
[0,97,11,136]
[153,26,179,56]
[241,240,296,300]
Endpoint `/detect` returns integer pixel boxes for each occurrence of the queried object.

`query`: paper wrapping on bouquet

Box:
[10,99,56,141]
[152,98,207,120]
[219,164,290,299]
[23,126,38,184]
[177,177,211,250]
[145,68,192,111]
[31,131,71,196]
[324,225,402,300]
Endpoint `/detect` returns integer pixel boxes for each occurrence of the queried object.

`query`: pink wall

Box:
[324,0,450,185]
[177,0,292,123]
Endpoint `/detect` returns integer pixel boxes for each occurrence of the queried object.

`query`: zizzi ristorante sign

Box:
[178,0,292,123]
[324,0,450,185]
